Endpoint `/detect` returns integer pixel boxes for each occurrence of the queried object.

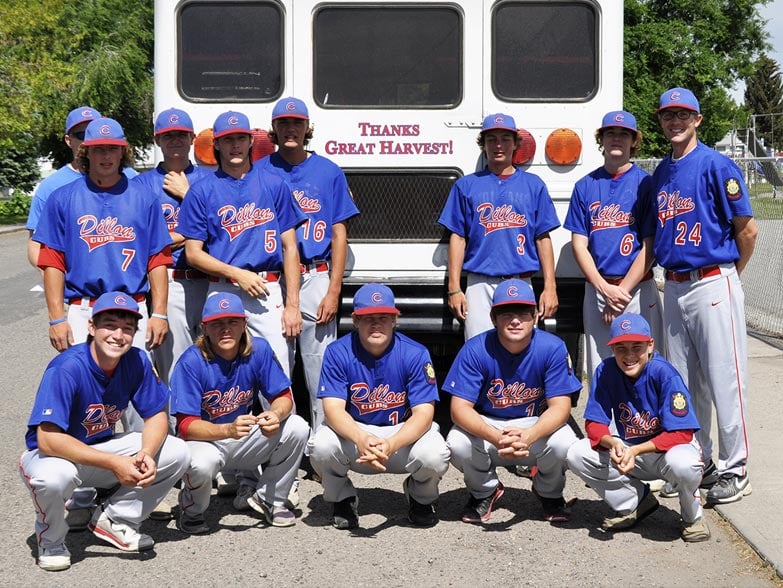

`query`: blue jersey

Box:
[177,167,306,271]
[648,141,754,272]
[33,175,172,299]
[171,337,292,425]
[318,331,439,426]
[442,329,581,420]
[437,168,560,275]
[564,164,654,276]
[585,352,700,445]
[27,166,137,231]
[133,162,213,268]
[257,152,360,263]
[25,343,169,450]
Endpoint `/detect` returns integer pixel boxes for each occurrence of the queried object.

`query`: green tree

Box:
[624,0,771,157]
[744,55,783,153]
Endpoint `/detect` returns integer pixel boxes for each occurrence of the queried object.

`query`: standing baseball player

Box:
[564,110,664,382]
[177,110,306,378]
[309,283,450,529]
[33,117,172,354]
[257,96,360,440]
[566,313,709,541]
[648,88,757,504]
[438,113,560,339]
[18,292,190,571]
[172,292,309,533]
[444,279,581,524]
[26,106,137,269]
[134,107,213,384]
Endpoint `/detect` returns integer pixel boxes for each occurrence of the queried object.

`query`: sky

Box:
[732,1,783,100]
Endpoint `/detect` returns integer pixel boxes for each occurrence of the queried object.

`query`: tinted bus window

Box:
[493,1,597,101]
[178,1,283,102]
[314,6,461,108]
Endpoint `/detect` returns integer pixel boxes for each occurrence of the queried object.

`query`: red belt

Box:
[69,293,145,306]
[171,269,208,280]
[603,270,654,286]
[209,271,280,284]
[665,265,721,283]
[300,261,329,274]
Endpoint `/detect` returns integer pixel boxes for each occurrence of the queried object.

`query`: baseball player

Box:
[171,292,309,533]
[309,284,450,529]
[133,107,213,384]
[443,279,580,524]
[177,110,306,378]
[18,292,190,571]
[564,110,664,382]
[566,313,709,542]
[26,106,137,269]
[438,113,560,340]
[647,88,757,504]
[257,96,360,441]
[33,117,172,355]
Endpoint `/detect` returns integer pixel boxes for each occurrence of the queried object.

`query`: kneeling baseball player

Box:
[171,292,309,533]
[309,284,450,529]
[19,292,190,571]
[444,279,581,524]
[566,313,709,542]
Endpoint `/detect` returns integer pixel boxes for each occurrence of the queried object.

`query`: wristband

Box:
[49,317,67,326]
[447,290,462,296]
[151,313,169,321]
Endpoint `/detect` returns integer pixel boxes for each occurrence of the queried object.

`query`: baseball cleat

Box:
[403,476,438,527]
[533,487,572,523]
[233,484,254,511]
[460,482,504,524]
[247,494,296,527]
[681,517,711,543]
[178,511,210,535]
[37,544,71,572]
[65,507,93,532]
[331,496,359,530]
[601,489,659,531]
[89,510,154,552]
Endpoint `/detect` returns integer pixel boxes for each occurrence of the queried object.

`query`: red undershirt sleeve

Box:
[37,245,66,272]
[585,420,611,450]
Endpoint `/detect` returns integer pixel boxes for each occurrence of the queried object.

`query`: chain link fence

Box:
[635,157,783,346]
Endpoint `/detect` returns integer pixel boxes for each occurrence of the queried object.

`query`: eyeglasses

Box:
[659,110,695,121]
[69,131,86,140]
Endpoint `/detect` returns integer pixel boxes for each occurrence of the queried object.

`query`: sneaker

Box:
[331,496,359,530]
[38,544,71,571]
[659,482,679,499]
[403,476,437,527]
[66,507,93,532]
[89,510,154,552]
[645,479,666,493]
[461,482,505,524]
[233,484,255,511]
[706,474,752,505]
[681,517,711,543]
[699,460,720,490]
[178,511,210,535]
[215,471,239,497]
[246,494,296,527]
[148,500,173,522]
[514,464,535,479]
[533,488,571,523]
[601,489,659,531]
[285,479,301,510]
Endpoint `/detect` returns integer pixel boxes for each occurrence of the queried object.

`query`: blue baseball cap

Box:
[272,97,309,121]
[201,292,247,323]
[481,113,517,134]
[213,111,252,139]
[92,291,142,319]
[657,87,700,113]
[155,108,195,135]
[491,279,537,309]
[82,117,128,147]
[607,313,652,346]
[353,283,400,316]
[599,110,638,133]
[65,106,102,134]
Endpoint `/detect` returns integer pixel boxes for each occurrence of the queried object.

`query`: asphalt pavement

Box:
[4,222,782,580]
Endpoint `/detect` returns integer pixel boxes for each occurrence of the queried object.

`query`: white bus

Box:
[154,0,624,361]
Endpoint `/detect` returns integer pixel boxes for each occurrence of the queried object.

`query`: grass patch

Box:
[750,196,783,219]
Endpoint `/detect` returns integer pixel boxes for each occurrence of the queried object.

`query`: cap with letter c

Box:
[599,110,638,133]
[491,279,537,309]
[213,111,252,139]
[353,283,400,316]
[481,113,517,134]
[155,108,195,135]
[81,118,128,147]
[657,87,700,113]
[65,106,102,135]
[272,97,310,121]
[607,313,652,346]
[201,292,247,323]
[91,291,143,319]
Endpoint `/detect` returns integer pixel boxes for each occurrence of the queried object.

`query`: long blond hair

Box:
[195,325,254,361]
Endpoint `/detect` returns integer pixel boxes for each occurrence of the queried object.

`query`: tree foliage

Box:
[744,55,783,152]
[624,0,771,157]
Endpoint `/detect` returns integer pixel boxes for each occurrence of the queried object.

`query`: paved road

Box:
[1,229,779,587]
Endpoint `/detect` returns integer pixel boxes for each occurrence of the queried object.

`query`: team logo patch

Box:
[725,178,741,200]
[99,124,112,136]
[228,115,239,126]
[286,101,297,112]
[371,292,383,303]
[169,113,179,124]
[613,113,625,123]
[424,362,436,385]
[670,392,689,417]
